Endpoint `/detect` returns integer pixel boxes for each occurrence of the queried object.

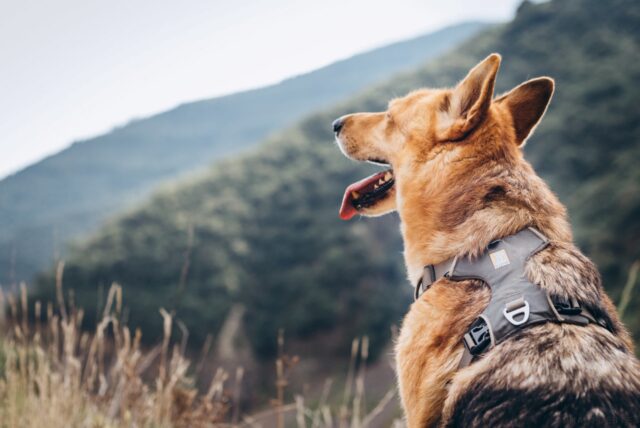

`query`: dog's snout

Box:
[332,118,345,135]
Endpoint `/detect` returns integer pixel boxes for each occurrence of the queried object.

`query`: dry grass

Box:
[0,263,401,428]
[0,271,230,427]
[4,255,634,427]
[618,259,640,320]
[247,335,400,428]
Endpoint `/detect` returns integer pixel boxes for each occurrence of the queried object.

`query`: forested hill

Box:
[0,22,486,285]
[37,0,640,359]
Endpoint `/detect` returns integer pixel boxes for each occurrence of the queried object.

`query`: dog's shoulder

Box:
[445,381,640,427]
[443,325,640,427]
[445,382,640,427]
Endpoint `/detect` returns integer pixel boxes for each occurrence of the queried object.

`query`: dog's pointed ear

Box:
[437,53,501,141]
[496,77,554,147]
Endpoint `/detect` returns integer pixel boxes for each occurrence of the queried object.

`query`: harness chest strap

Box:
[414,227,609,368]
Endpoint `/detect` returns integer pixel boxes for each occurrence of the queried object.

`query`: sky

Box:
[0,0,522,179]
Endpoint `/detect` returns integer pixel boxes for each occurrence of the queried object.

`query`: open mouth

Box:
[339,161,394,220]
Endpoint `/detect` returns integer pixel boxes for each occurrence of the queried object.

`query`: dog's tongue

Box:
[339,193,358,220]
[339,171,387,220]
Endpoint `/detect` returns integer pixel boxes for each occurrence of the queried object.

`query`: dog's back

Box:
[446,327,640,427]
[442,242,640,427]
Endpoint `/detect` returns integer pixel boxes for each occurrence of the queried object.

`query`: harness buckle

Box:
[503,297,530,326]
[554,296,582,316]
[463,317,491,356]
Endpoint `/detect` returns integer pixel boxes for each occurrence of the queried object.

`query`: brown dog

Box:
[333,54,640,427]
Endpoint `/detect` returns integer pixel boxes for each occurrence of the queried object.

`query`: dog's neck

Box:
[397,157,574,286]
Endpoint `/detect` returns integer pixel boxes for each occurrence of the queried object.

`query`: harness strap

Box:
[414,259,454,300]
[414,227,610,369]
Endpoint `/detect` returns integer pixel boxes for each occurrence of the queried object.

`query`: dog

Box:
[332,54,640,427]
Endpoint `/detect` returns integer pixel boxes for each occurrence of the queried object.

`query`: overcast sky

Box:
[0,0,522,179]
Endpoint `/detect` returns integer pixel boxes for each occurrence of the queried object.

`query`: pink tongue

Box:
[339,171,386,220]
[339,197,358,220]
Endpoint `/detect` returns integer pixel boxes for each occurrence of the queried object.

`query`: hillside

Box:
[0,22,486,285]
[36,0,640,360]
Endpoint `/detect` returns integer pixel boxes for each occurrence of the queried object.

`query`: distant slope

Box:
[39,0,640,357]
[0,21,487,284]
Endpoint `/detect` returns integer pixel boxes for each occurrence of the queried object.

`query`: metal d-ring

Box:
[503,297,530,326]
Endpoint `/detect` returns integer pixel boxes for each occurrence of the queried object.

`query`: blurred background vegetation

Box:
[1,0,639,417]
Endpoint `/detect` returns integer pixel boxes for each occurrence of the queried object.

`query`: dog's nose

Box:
[332,118,344,135]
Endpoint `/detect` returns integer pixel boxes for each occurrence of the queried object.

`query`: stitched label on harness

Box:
[490,249,510,269]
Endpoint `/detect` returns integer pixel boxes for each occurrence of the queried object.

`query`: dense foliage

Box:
[0,23,484,285]
[36,0,640,359]
[38,135,409,357]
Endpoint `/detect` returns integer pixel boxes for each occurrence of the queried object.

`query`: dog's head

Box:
[333,54,554,227]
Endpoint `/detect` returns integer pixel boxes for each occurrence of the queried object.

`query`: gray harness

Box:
[415,227,606,368]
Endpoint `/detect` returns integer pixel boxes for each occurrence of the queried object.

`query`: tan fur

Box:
[395,279,489,426]
[334,54,639,426]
